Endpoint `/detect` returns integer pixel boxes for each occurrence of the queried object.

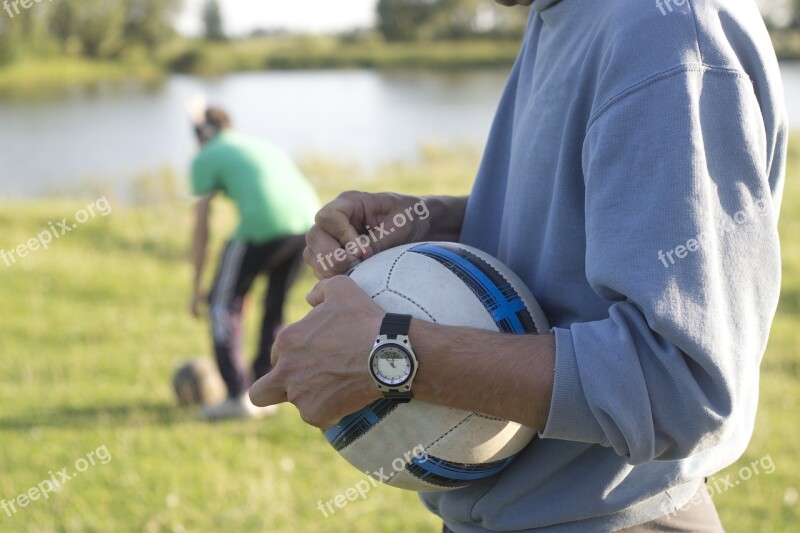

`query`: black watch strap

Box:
[383,391,412,403]
[380,313,412,339]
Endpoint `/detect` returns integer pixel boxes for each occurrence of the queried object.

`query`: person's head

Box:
[195,107,232,146]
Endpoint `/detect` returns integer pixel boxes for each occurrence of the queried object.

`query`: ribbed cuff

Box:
[539,327,607,445]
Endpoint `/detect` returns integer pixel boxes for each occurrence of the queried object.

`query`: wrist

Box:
[406,318,556,429]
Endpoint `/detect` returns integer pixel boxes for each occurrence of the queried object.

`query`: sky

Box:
[176,0,379,36]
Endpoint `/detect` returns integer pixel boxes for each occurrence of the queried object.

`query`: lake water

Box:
[1,63,799,198]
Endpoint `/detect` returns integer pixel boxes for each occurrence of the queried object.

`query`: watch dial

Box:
[372,346,412,385]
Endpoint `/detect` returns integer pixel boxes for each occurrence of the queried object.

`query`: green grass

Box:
[0,141,798,532]
[0,58,164,98]
[163,36,522,77]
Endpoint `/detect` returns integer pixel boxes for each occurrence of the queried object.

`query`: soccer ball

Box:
[172,358,227,407]
[323,242,550,492]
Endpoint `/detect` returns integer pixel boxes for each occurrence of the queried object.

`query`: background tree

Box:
[0,17,20,65]
[377,0,528,42]
[202,0,226,41]
[124,0,182,55]
[72,0,126,58]
[377,0,438,42]
[49,0,78,53]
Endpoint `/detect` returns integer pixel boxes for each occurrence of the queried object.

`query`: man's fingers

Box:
[306,276,357,307]
[314,206,364,257]
[249,373,288,407]
[306,279,329,307]
[306,226,360,277]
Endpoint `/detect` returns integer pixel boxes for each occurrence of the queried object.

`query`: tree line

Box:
[376,0,528,41]
[0,0,180,65]
[1,0,800,68]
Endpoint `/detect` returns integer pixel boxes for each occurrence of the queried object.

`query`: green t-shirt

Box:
[191,131,320,244]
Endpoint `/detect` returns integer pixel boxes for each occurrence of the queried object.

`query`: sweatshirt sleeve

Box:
[191,152,220,196]
[539,66,783,464]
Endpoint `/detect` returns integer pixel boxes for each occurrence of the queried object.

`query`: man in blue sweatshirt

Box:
[250,0,786,530]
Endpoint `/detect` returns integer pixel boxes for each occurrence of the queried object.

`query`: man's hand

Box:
[304,191,432,279]
[189,289,206,319]
[305,192,468,279]
[249,276,383,428]
[249,275,556,431]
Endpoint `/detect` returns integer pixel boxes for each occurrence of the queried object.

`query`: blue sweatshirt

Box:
[420,0,787,530]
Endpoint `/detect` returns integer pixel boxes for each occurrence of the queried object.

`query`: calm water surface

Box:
[0,63,798,197]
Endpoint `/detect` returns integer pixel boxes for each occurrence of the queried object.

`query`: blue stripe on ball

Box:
[409,244,535,334]
[406,454,517,488]
[324,399,401,451]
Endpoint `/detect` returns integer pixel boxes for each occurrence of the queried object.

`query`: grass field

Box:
[0,141,798,532]
[0,58,165,98]
[162,37,523,76]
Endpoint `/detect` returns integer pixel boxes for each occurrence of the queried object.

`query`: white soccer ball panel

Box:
[386,251,500,331]
[424,415,536,464]
[371,290,436,322]
[338,401,473,484]
[348,245,404,297]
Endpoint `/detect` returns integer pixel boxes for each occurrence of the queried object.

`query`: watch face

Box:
[371,345,413,386]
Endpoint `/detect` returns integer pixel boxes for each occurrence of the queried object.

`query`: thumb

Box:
[306,276,357,307]
[249,373,287,407]
[316,207,365,259]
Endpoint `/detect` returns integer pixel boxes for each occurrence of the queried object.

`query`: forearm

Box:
[192,231,207,291]
[192,203,211,291]
[420,195,468,242]
[409,318,555,430]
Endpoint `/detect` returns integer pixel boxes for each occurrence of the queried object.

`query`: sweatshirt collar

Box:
[532,0,564,11]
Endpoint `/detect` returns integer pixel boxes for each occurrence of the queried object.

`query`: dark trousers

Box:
[208,235,306,397]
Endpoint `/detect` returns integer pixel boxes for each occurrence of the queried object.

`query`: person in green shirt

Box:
[189,107,320,420]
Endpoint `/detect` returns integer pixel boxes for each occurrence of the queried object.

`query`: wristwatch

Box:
[368,313,418,402]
